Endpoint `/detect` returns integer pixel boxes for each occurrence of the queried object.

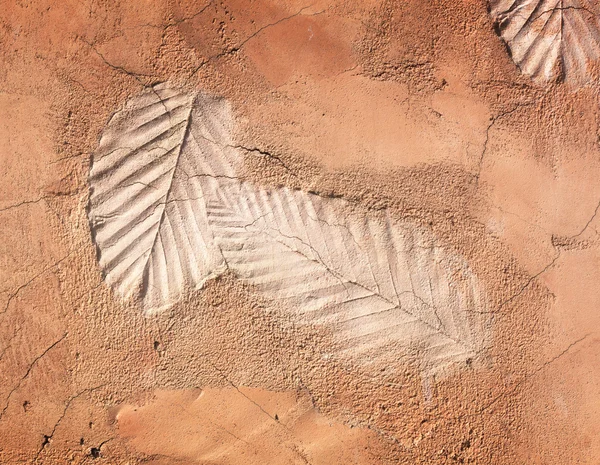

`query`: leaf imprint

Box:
[490,0,600,85]
[88,84,240,312]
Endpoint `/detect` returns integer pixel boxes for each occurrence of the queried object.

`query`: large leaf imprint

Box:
[490,0,600,84]
[206,183,489,371]
[88,84,238,312]
[89,84,490,371]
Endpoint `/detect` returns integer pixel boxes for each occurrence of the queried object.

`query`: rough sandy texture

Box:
[0,0,599,463]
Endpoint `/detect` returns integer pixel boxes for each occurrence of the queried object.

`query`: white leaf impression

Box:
[88,84,491,372]
[89,84,238,311]
[489,0,600,85]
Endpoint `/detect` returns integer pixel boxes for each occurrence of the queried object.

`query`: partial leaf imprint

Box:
[490,0,600,85]
[89,84,491,373]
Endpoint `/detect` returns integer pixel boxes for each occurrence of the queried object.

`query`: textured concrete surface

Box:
[1,1,599,463]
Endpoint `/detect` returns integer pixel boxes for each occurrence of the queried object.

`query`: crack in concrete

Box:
[1,250,75,318]
[186,4,325,82]
[230,5,324,53]
[497,252,560,311]
[206,359,283,425]
[49,152,87,165]
[189,130,298,176]
[205,358,315,465]
[490,204,553,235]
[166,1,214,27]
[474,101,535,188]
[83,39,155,84]
[572,196,600,240]
[0,334,67,421]
[494,191,600,311]
[477,333,591,416]
[0,190,80,213]
[235,144,298,177]
[0,196,50,213]
[35,384,106,459]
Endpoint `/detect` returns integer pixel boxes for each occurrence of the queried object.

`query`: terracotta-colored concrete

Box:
[0,1,598,463]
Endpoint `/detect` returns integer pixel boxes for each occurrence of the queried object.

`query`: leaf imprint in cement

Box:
[89,84,490,372]
[206,182,490,372]
[88,84,239,311]
[490,0,600,85]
